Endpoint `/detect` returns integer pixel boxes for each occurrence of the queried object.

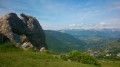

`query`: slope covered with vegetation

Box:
[0,43,120,67]
[45,30,86,52]
[0,43,99,67]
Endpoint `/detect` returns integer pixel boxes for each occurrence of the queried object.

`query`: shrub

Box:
[67,50,81,62]
[66,50,98,65]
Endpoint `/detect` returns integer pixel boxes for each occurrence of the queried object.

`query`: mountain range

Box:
[44,29,120,53]
[59,29,120,38]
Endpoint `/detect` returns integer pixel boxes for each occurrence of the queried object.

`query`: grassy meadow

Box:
[0,44,120,67]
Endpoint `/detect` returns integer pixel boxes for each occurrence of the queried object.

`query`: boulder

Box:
[21,42,33,50]
[40,47,46,52]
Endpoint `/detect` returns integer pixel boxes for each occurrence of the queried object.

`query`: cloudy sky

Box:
[0,0,120,30]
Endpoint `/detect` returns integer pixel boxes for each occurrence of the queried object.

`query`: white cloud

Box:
[68,24,83,27]
[95,22,107,27]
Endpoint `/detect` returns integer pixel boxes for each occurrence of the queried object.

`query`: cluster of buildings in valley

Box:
[87,48,120,59]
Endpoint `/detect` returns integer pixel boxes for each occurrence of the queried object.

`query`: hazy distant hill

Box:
[59,29,120,38]
[59,29,120,52]
[44,30,86,52]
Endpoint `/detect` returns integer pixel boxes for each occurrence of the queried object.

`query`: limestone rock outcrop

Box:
[0,13,48,51]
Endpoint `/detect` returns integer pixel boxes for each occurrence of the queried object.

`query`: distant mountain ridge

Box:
[43,29,120,53]
[59,29,120,38]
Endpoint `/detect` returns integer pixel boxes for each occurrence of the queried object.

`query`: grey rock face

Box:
[0,13,48,51]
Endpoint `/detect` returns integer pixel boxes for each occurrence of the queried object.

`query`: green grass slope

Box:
[0,44,120,67]
[0,44,98,67]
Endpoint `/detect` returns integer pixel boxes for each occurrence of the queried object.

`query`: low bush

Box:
[61,50,99,65]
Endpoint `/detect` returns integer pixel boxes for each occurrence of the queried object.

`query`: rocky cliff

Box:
[0,13,47,51]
